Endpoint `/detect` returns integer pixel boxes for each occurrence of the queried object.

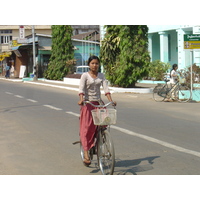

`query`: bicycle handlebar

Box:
[84,101,116,108]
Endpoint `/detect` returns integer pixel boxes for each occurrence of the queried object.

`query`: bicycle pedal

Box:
[92,146,96,154]
[72,141,80,145]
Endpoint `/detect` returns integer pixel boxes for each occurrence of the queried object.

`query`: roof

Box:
[72,31,100,41]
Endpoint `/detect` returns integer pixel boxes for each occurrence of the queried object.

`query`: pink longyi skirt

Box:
[79,101,99,151]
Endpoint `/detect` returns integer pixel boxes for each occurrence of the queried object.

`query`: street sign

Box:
[184,34,200,49]
[19,25,25,39]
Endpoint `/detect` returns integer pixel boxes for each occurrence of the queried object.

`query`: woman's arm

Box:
[78,93,84,105]
[78,73,86,105]
[101,74,116,106]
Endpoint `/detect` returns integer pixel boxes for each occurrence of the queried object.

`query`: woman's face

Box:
[89,59,99,72]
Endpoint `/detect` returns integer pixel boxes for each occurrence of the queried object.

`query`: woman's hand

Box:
[78,100,84,105]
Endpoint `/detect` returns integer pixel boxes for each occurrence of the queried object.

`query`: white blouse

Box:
[79,72,110,101]
[170,70,178,84]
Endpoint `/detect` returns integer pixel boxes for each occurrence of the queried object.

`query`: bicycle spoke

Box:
[176,85,191,102]
[97,130,115,175]
[153,85,168,102]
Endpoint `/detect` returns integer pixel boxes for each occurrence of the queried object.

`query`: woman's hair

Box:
[172,64,178,70]
[87,55,100,65]
[170,64,178,78]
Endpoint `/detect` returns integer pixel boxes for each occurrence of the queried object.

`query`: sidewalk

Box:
[0,76,154,94]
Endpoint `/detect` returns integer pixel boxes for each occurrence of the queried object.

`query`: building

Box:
[72,30,100,66]
[11,34,52,78]
[0,25,52,52]
[0,25,52,77]
[148,25,200,69]
[0,25,100,78]
[72,25,99,35]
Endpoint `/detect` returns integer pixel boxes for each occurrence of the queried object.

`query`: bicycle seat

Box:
[164,79,170,82]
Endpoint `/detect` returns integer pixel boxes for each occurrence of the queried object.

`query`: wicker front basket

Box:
[91,109,117,125]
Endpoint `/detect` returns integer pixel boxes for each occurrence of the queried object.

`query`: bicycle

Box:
[153,79,191,102]
[80,101,117,175]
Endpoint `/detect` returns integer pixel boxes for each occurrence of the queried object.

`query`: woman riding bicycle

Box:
[78,55,116,166]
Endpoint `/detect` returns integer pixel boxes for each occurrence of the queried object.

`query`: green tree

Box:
[100,25,150,87]
[44,25,74,80]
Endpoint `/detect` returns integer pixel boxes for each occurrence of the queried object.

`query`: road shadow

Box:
[114,156,160,175]
[88,156,160,175]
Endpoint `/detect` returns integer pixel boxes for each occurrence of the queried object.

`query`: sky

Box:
[2,0,199,25]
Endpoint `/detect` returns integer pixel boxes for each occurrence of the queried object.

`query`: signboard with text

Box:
[19,25,25,39]
[184,34,200,49]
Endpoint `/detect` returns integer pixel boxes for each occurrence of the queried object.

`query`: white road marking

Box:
[5,92,13,95]
[65,110,200,158]
[27,99,38,103]
[111,125,200,158]
[5,87,200,158]
[66,111,80,117]
[43,105,63,111]
[14,95,24,98]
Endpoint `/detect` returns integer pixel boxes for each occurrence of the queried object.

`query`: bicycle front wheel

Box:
[97,129,115,175]
[153,84,168,102]
[175,85,191,102]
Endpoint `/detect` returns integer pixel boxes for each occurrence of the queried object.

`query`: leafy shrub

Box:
[148,60,171,81]
[179,64,200,84]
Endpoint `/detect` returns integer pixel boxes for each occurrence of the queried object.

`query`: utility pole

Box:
[32,25,37,81]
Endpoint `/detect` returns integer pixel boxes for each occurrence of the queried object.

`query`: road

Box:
[1,79,200,175]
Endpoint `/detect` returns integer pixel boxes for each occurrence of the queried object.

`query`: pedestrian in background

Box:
[5,65,10,78]
[170,64,178,84]
[10,65,15,77]
[165,64,178,102]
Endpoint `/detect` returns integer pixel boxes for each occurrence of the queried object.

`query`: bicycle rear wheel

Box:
[175,84,191,102]
[153,84,168,102]
[97,129,115,175]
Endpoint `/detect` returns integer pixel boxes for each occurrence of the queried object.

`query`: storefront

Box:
[7,33,100,78]
[11,34,52,78]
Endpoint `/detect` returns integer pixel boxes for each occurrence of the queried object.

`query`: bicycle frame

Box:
[81,100,116,175]
[153,80,191,102]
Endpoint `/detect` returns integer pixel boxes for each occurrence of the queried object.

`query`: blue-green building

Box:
[148,25,200,69]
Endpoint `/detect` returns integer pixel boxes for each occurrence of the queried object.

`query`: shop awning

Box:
[11,44,33,51]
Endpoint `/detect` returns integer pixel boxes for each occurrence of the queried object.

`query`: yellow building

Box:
[0,25,52,52]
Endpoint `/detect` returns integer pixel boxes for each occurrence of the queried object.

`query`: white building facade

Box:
[148,25,200,69]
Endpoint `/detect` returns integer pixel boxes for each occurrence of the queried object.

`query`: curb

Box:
[0,77,153,94]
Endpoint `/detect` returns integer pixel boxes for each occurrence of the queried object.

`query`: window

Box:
[0,30,12,34]
[0,30,13,44]
[0,35,12,44]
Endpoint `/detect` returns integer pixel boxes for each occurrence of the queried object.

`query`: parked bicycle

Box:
[153,79,192,102]
[80,101,117,175]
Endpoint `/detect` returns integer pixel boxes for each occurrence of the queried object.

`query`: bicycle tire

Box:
[97,129,115,175]
[153,84,168,102]
[80,142,85,163]
[175,84,191,102]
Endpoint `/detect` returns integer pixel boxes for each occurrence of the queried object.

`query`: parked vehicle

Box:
[74,66,90,74]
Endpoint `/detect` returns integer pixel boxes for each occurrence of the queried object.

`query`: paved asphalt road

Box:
[1,79,200,175]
